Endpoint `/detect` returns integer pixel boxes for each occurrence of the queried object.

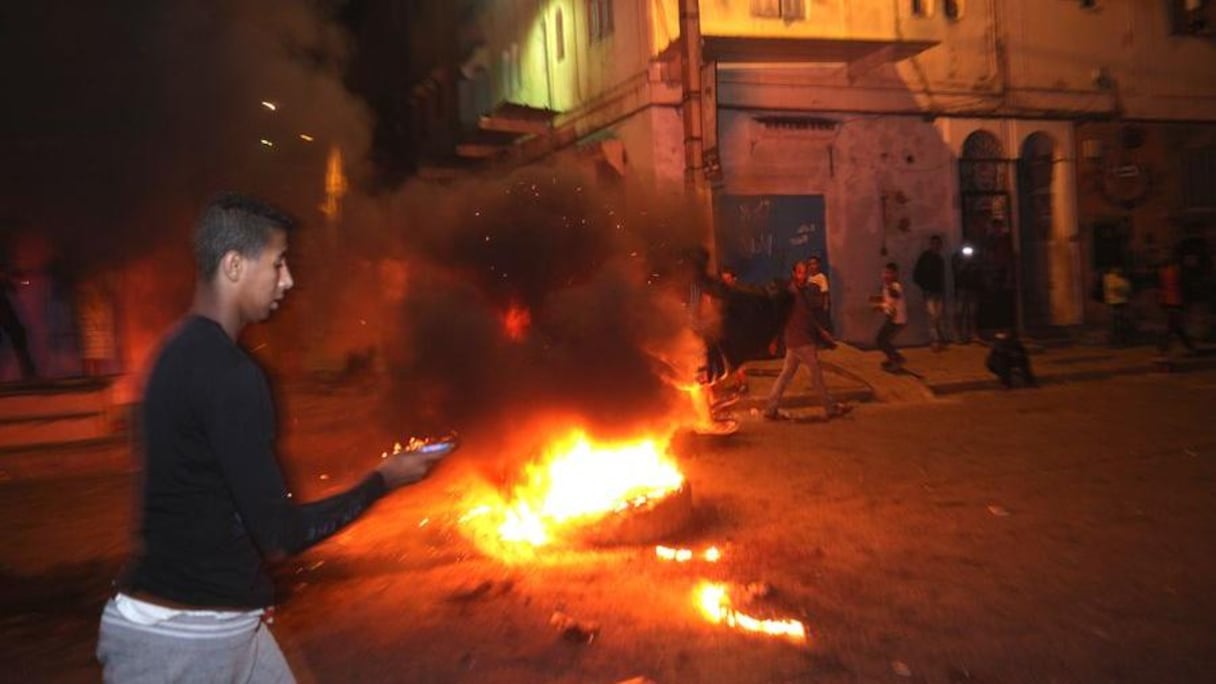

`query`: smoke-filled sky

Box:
[1,0,370,267]
[1,0,713,443]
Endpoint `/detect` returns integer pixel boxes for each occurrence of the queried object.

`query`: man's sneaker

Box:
[763,409,792,421]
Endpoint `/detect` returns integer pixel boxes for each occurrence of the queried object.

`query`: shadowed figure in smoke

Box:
[379,169,706,440]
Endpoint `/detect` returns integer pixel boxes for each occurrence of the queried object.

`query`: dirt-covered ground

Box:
[4,371,1216,683]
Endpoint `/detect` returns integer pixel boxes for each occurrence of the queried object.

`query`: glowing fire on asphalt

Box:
[655,545,721,563]
[695,582,808,641]
[463,428,685,549]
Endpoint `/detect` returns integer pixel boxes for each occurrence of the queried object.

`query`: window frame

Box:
[749,0,806,22]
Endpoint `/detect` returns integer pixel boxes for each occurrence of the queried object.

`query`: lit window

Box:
[555,8,565,61]
[750,0,805,21]
[943,0,962,20]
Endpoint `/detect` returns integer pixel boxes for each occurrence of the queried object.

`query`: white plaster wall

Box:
[1001,0,1216,120]
[650,105,687,188]
[717,109,960,345]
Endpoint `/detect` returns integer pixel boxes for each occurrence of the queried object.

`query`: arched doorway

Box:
[959,131,1015,334]
[1018,133,1055,332]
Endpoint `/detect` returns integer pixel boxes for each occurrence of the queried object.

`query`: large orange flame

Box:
[499,429,684,546]
[463,428,684,552]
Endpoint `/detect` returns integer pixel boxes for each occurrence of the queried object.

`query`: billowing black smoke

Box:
[3,1,714,440]
[374,169,708,440]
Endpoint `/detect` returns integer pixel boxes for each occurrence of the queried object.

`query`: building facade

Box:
[419,0,1216,344]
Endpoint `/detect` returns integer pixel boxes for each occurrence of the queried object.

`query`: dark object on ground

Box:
[550,611,601,644]
[986,332,1037,388]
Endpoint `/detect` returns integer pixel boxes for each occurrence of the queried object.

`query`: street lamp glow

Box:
[299,134,315,142]
[261,101,277,111]
[260,138,275,147]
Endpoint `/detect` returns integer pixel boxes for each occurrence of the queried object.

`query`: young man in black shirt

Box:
[913,234,947,351]
[97,193,453,682]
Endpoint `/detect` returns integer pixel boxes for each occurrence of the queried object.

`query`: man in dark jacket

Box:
[914,234,947,351]
[763,261,850,421]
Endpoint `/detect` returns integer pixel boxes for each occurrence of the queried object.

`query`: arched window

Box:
[944,0,962,20]
[959,130,1014,332]
[555,7,565,62]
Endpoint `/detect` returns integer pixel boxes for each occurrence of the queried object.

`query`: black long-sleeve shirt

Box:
[122,315,386,608]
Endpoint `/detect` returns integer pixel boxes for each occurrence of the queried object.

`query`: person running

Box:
[873,262,908,371]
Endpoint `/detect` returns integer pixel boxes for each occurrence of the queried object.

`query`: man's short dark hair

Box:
[194,193,296,279]
[885,262,899,272]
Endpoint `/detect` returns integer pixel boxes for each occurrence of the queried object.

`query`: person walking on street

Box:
[914,235,948,351]
[1158,255,1196,356]
[763,261,850,421]
[873,262,908,371]
[953,243,982,343]
[1103,266,1133,347]
[0,250,37,380]
[96,193,457,683]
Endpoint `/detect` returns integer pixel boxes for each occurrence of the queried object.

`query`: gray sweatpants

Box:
[766,343,836,415]
[97,597,295,683]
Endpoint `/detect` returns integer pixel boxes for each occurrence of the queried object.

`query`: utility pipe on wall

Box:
[678,0,704,187]
[678,0,717,264]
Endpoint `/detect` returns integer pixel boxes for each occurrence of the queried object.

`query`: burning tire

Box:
[578,481,694,547]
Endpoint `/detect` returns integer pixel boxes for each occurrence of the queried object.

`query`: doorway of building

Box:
[959,131,1016,334]
[1018,132,1056,332]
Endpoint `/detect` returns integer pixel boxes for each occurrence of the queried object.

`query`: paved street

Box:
[3,369,1216,683]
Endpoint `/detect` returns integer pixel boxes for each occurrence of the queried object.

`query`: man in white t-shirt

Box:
[873,262,908,370]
